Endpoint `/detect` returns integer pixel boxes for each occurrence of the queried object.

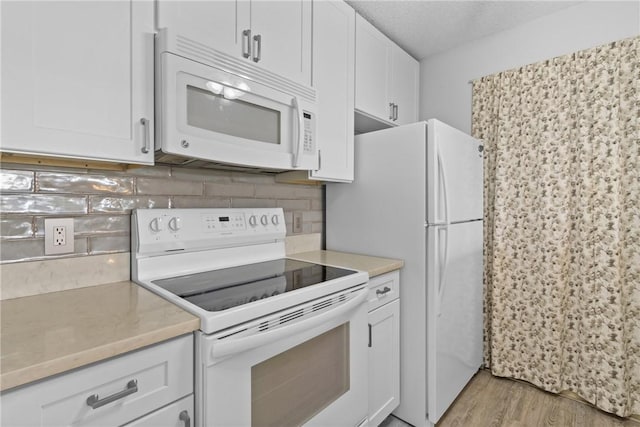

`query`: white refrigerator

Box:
[326,119,484,426]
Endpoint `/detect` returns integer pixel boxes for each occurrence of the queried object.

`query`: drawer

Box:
[1,335,193,427]
[367,270,400,312]
[125,395,193,427]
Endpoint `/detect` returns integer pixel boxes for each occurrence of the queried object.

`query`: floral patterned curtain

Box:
[472,35,639,417]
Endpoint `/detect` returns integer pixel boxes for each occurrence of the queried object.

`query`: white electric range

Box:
[131,208,369,427]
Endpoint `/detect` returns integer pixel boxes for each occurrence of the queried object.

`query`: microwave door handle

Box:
[292,96,304,167]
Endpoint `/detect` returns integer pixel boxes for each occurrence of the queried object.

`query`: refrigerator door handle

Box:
[437,226,449,317]
[437,150,450,225]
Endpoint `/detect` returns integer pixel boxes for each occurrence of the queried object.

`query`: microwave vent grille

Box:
[174,35,315,103]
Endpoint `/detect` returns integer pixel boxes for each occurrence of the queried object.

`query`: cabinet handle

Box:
[368,324,372,347]
[393,104,399,121]
[140,118,150,154]
[86,379,138,409]
[179,410,191,427]
[376,286,391,297]
[252,34,262,62]
[389,103,394,120]
[242,29,252,58]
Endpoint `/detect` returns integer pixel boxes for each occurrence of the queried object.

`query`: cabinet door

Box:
[1,0,154,165]
[390,46,419,125]
[368,299,400,427]
[354,14,392,123]
[124,395,193,427]
[309,0,355,182]
[0,336,193,427]
[250,0,312,86]
[156,0,250,61]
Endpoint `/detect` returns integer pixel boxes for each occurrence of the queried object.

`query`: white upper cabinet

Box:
[1,1,155,165]
[276,0,355,184]
[309,0,355,182]
[157,0,312,87]
[391,47,420,125]
[355,14,392,122]
[355,14,419,128]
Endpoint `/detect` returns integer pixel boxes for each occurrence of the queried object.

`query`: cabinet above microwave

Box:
[156,0,312,89]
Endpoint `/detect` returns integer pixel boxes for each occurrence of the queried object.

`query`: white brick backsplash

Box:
[0,238,88,263]
[1,163,325,269]
[0,170,34,192]
[89,235,130,254]
[1,194,88,214]
[231,198,277,208]
[0,218,34,239]
[277,199,311,210]
[205,182,255,198]
[136,177,203,196]
[171,197,231,208]
[89,196,170,213]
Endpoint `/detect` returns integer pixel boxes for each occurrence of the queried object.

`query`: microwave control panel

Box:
[303,111,315,154]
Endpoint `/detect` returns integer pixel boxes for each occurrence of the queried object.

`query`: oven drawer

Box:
[367,270,400,311]
[1,335,193,427]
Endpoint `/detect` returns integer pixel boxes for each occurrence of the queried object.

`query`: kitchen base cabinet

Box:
[125,395,193,427]
[0,335,193,427]
[0,0,155,165]
[367,271,401,427]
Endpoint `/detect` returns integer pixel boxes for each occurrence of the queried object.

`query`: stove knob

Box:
[168,216,182,232]
[249,215,258,227]
[271,215,279,225]
[260,215,268,226]
[149,217,163,233]
[261,293,269,299]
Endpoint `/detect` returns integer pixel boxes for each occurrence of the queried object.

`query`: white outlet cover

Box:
[44,218,75,255]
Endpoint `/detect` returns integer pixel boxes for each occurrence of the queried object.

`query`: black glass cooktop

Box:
[152,259,357,312]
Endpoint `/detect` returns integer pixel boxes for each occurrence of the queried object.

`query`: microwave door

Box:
[159,53,318,171]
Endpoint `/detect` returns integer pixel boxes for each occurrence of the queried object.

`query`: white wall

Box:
[420,1,640,133]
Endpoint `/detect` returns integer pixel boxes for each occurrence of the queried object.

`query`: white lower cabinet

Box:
[125,395,193,427]
[0,335,194,427]
[367,271,401,427]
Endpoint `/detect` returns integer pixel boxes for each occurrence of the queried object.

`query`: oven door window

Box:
[251,323,350,427]
[186,85,281,145]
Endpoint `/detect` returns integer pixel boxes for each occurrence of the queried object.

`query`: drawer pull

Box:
[86,379,138,409]
[179,410,191,427]
[376,286,392,297]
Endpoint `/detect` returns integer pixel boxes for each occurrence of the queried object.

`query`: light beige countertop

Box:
[0,281,200,392]
[288,250,404,277]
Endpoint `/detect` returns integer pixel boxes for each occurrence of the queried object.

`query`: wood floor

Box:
[380,370,639,427]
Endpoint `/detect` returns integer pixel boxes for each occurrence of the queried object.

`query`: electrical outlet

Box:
[54,226,66,246]
[45,218,75,255]
[293,211,303,234]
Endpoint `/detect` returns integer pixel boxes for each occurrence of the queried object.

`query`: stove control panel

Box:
[133,208,286,255]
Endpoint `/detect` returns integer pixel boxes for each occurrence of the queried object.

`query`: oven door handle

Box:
[211,288,367,359]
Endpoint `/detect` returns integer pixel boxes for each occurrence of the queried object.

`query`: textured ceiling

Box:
[346,0,582,60]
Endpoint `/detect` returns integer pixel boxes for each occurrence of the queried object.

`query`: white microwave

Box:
[156,47,318,171]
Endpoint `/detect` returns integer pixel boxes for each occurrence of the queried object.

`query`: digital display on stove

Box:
[219,216,229,222]
[151,259,358,312]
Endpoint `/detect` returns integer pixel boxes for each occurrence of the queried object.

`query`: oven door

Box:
[158,52,318,171]
[196,287,368,427]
